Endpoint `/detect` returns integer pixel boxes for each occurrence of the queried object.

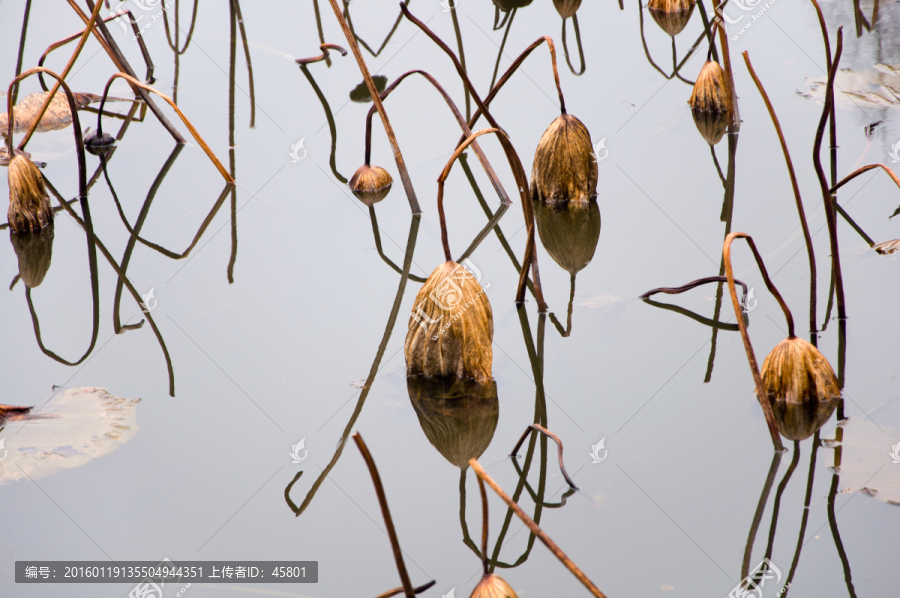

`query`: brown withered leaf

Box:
[0,91,100,133]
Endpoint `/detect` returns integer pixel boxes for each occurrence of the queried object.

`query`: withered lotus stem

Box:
[7,154,52,233]
[349,165,393,206]
[689,60,733,114]
[760,337,840,404]
[648,0,696,36]
[470,574,518,598]
[553,0,582,19]
[10,224,54,288]
[407,376,499,469]
[531,114,598,204]
[405,261,493,382]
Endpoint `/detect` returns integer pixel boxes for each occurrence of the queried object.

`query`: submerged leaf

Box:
[0,387,140,485]
[0,91,99,133]
[800,63,900,108]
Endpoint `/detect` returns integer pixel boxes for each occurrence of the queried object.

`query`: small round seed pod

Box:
[84,128,117,156]
[761,337,840,404]
[530,114,598,204]
[691,109,729,145]
[689,60,733,114]
[405,261,493,382]
[534,200,601,275]
[349,164,393,206]
[553,0,582,19]
[10,224,54,288]
[648,0,696,36]
[470,574,517,598]
[7,154,52,233]
[408,376,499,469]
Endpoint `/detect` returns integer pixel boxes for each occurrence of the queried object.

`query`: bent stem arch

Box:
[96,73,234,183]
[437,128,546,311]
[742,51,817,335]
[723,232,788,451]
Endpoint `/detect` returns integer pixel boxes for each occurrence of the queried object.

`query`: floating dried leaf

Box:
[0,91,98,133]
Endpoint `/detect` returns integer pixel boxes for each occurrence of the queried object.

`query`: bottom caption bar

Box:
[16,561,318,583]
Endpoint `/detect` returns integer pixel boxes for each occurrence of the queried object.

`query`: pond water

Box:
[1,0,899,597]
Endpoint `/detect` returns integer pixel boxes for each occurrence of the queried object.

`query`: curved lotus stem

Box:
[562,14,586,76]
[96,73,233,183]
[352,433,414,598]
[8,67,87,197]
[296,43,347,65]
[812,28,845,319]
[509,424,578,490]
[458,35,567,149]
[364,70,509,204]
[436,128,546,311]
[743,51,817,335]
[162,0,200,55]
[37,10,156,91]
[471,458,608,598]
[477,473,490,576]
[640,275,748,299]
[723,232,788,451]
[17,0,103,150]
[830,163,900,195]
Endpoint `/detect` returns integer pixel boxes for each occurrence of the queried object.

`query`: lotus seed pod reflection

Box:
[10,224,54,288]
[349,165,393,206]
[405,261,493,382]
[533,200,601,275]
[407,376,499,469]
[689,60,733,114]
[760,337,840,404]
[648,0,696,36]
[553,0,582,19]
[691,109,729,145]
[470,574,518,598]
[7,154,52,233]
[530,114,598,204]
[770,395,838,441]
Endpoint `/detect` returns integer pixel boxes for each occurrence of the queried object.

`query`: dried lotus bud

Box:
[534,199,601,275]
[408,376,499,469]
[553,0,582,19]
[470,574,518,598]
[7,154,52,233]
[349,164,393,206]
[689,60,733,114]
[10,224,54,288]
[760,337,840,404]
[530,114,598,204]
[405,261,493,382]
[648,0,696,36]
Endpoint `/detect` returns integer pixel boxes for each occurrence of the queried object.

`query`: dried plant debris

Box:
[874,238,900,254]
[800,63,900,107]
[0,387,140,485]
[0,91,99,133]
